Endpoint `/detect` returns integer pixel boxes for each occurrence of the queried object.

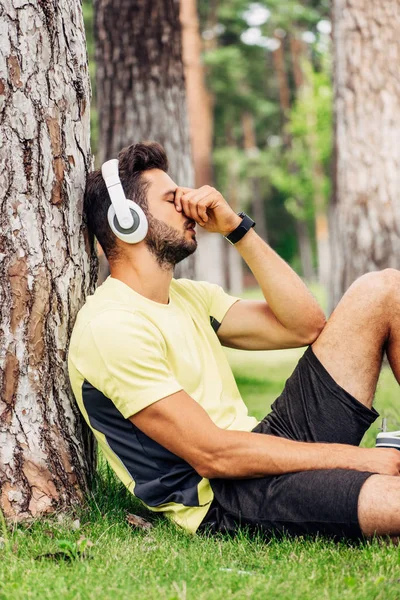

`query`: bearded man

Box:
[68,141,400,542]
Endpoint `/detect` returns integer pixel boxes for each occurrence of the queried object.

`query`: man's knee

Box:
[350,269,400,305]
[358,474,400,537]
[380,268,400,292]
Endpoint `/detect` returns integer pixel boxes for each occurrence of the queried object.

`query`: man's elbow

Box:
[196,463,218,479]
[194,448,229,479]
[300,313,326,345]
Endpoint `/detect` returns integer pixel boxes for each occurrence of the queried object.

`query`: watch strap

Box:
[224,212,256,245]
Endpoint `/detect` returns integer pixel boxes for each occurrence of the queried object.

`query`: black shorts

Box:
[199,346,380,541]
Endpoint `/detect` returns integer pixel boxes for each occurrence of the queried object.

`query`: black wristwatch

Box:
[224,212,256,245]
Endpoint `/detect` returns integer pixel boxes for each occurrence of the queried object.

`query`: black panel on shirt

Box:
[82,380,202,507]
[210,316,221,332]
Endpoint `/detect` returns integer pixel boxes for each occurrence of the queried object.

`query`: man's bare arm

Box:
[217,299,320,351]
[173,185,326,350]
[130,389,400,479]
[217,227,326,349]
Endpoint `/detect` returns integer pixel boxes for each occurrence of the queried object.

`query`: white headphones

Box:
[101,159,148,244]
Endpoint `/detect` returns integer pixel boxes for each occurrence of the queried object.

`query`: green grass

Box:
[1,288,400,599]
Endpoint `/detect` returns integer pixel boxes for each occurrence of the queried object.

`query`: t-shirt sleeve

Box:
[77,311,183,419]
[187,280,240,328]
[207,283,241,325]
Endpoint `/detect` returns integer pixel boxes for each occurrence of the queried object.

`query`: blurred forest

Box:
[83,0,332,283]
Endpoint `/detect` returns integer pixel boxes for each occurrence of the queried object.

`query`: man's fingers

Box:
[198,200,209,222]
[181,194,197,222]
[176,185,216,224]
[182,189,214,223]
[175,187,194,212]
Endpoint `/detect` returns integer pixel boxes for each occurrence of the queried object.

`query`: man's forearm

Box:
[202,429,392,479]
[234,227,326,340]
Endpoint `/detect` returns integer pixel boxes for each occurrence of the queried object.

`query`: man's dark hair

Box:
[84,141,169,260]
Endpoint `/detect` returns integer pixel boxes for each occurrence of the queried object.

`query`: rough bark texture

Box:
[330,0,400,309]
[94,0,195,278]
[0,0,97,519]
[180,0,226,286]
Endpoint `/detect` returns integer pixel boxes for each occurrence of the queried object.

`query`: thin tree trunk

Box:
[273,34,315,280]
[180,0,226,286]
[272,32,291,121]
[180,0,213,187]
[296,220,315,282]
[225,143,244,296]
[94,0,195,279]
[241,111,268,243]
[0,0,96,520]
[330,0,400,310]
[290,37,329,286]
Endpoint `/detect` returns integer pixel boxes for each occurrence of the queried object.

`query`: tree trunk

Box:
[273,34,316,280]
[290,37,324,284]
[94,0,195,279]
[241,111,268,243]
[330,0,400,309]
[0,0,96,520]
[225,146,244,295]
[180,0,226,286]
[296,220,315,282]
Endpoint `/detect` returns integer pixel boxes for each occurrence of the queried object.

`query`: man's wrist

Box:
[220,214,243,237]
[223,212,256,244]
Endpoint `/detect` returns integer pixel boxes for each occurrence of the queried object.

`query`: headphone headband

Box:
[101,159,134,229]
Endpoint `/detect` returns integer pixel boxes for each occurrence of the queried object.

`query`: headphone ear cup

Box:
[107,200,148,244]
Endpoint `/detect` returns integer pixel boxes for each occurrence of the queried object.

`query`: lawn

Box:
[1,288,400,599]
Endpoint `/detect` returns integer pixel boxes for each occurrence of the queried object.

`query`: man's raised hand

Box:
[174,185,242,235]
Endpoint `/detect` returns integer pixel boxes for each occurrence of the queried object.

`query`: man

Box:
[68,141,400,542]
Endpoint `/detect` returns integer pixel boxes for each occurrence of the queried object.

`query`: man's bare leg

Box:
[312,268,400,410]
[358,475,400,538]
[311,269,400,538]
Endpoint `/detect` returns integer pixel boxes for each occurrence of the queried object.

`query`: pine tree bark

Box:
[94,0,195,278]
[0,0,96,519]
[330,0,400,309]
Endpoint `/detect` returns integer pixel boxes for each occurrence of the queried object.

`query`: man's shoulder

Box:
[73,302,150,338]
[70,285,150,352]
[69,298,161,376]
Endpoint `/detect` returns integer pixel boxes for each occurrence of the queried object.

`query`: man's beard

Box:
[145,215,197,270]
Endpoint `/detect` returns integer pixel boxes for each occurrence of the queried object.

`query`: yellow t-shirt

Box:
[68,276,258,533]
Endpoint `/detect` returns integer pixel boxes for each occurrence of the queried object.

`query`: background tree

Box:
[0,1,96,519]
[270,29,315,281]
[330,0,400,309]
[180,0,226,287]
[94,0,195,278]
